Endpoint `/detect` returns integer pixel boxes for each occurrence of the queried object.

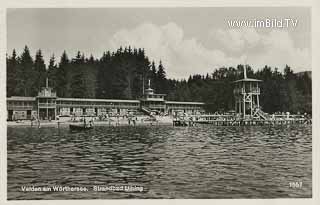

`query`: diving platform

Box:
[173,65,312,127]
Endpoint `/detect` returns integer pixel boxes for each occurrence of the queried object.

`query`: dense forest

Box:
[7,46,312,114]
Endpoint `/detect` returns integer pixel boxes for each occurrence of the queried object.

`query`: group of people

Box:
[31,115,41,128]
[83,118,94,128]
[128,116,138,126]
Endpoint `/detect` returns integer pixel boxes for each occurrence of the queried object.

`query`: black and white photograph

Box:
[2,4,316,202]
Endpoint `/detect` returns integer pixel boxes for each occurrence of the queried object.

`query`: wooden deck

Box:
[173,114,311,126]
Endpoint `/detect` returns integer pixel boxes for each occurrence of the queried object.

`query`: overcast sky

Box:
[7,7,311,79]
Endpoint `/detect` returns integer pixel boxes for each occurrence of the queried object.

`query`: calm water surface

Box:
[7,124,312,199]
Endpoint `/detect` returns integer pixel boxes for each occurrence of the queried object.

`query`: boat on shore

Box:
[69,124,93,131]
[69,117,94,131]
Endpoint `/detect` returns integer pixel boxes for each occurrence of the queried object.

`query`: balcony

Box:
[233,88,260,95]
[7,105,34,110]
[147,105,166,109]
[56,103,139,109]
[38,103,56,108]
[167,106,202,110]
[37,87,57,98]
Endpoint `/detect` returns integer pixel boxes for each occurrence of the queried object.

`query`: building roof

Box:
[57,98,140,103]
[140,98,165,102]
[6,96,205,105]
[165,101,205,105]
[232,65,262,83]
[7,96,36,101]
[233,78,262,83]
[145,93,166,96]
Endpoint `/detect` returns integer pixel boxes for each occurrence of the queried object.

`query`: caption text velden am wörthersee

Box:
[21,185,144,192]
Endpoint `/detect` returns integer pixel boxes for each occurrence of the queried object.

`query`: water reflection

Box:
[7,125,312,199]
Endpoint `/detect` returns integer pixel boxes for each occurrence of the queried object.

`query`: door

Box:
[27,110,32,120]
[8,110,13,121]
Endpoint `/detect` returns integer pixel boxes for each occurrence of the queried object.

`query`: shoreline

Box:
[7,115,311,128]
[7,118,174,128]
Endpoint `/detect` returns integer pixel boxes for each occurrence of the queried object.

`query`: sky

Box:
[7,7,311,79]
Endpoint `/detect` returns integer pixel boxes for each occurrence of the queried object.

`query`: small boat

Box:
[143,116,157,122]
[69,124,93,131]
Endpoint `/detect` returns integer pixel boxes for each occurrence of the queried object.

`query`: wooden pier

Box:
[172,66,312,127]
[173,114,311,127]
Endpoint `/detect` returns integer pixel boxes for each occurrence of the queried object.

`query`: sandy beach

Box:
[7,116,174,128]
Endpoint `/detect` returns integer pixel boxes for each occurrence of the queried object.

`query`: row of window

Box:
[7,101,34,107]
[38,99,56,103]
[8,101,203,109]
[145,95,164,99]
[56,101,140,106]
[167,106,203,110]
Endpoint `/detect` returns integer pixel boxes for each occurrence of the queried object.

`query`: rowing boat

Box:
[69,124,93,131]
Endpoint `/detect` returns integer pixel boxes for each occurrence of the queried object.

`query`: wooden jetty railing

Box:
[173,113,311,126]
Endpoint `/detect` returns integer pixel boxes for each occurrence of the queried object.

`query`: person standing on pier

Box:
[116,113,120,126]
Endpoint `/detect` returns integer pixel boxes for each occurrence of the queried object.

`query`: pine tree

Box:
[56,50,69,97]
[34,49,47,91]
[70,67,86,98]
[83,54,97,98]
[157,60,166,79]
[156,60,167,93]
[96,51,112,98]
[6,46,312,114]
[47,55,57,89]
[16,46,35,96]
[284,64,294,80]
[150,61,157,84]
[7,50,18,97]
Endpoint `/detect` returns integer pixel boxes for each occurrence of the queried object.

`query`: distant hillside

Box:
[295,71,311,79]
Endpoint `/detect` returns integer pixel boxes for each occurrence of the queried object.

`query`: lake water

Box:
[7,124,312,199]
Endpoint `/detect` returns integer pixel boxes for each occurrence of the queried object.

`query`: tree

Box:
[6,46,312,114]
[33,49,47,91]
[16,46,35,96]
[96,51,112,98]
[150,61,157,85]
[69,52,86,98]
[7,50,18,97]
[47,55,57,89]
[156,60,167,94]
[157,60,166,79]
[70,67,86,98]
[56,51,69,97]
[284,65,294,80]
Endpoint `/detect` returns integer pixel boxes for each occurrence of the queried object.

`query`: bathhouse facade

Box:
[6,80,205,120]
